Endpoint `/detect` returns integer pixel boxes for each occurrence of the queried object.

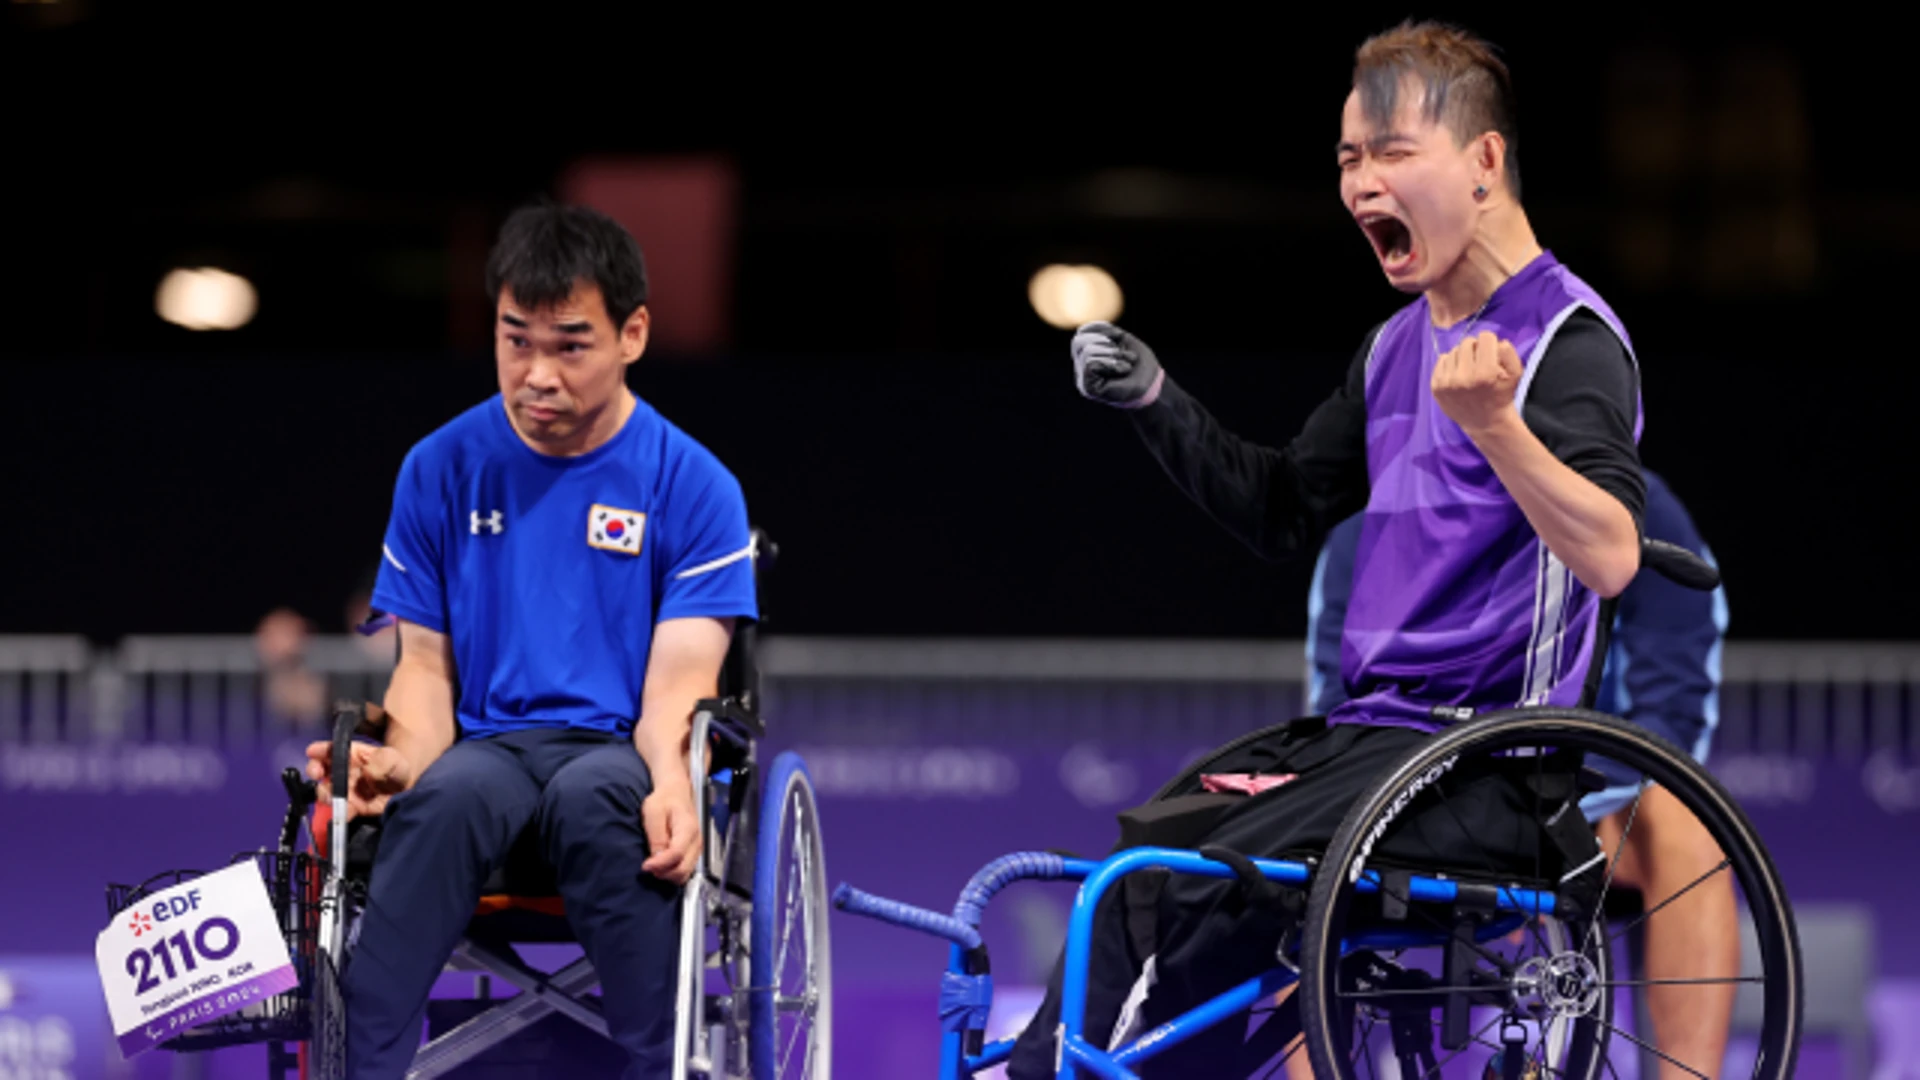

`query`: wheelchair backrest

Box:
[718,527,777,714]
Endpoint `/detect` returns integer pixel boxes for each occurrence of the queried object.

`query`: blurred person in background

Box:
[1309,468,1738,1077]
[254,606,326,732]
[305,203,758,1079]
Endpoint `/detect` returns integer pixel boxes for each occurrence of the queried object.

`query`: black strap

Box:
[1198,845,1304,919]
[1525,769,1605,913]
[1121,870,1166,967]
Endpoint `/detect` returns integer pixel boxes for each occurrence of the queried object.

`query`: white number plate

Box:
[95,860,299,1057]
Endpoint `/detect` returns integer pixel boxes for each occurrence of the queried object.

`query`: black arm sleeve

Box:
[1521,309,1646,529]
[1126,327,1375,561]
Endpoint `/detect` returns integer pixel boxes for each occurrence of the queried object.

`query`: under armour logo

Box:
[471,510,504,535]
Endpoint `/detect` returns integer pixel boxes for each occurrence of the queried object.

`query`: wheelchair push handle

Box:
[832,883,983,951]
[1640,537,1718,592]
[749,527,778,578]
[326,701,393,797]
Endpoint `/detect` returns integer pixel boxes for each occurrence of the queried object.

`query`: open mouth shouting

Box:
[1358,212,1416,277]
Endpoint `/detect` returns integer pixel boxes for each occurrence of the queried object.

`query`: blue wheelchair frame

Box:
[837,845,1554,1080]
[835,540,1743,1079]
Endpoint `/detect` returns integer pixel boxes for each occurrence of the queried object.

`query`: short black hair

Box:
[484,202,649,327]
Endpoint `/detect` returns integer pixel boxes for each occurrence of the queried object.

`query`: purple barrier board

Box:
[3,734,1917,1076]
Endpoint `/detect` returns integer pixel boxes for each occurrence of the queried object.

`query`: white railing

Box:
[0,636,90,744]
[0,635,1915,757]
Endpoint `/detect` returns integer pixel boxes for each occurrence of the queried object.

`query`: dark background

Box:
[5,6,1912,642]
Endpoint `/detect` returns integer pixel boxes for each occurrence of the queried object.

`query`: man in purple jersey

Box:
[1007,21,1645,1077]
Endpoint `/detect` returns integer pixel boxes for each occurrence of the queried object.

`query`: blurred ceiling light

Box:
[1029,264,1123,329]
[155,267,257,331]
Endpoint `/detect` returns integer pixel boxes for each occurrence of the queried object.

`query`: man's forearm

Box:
[1130,378,1320,560]
[1467,413,1640,597]
[633,684,709,793]
[381,663,456,780]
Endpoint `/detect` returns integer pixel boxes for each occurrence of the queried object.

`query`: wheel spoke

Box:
[1586,780,1649,959]
[1606,858,1731,948]
[776,796,804,986]
[1417,1012,1510,1080]
[780,1010,810,1078]
[1337,984,1489,999]
[1597,976,1763,989]
[794,799,816,997]
[1597,1016,1713,1078]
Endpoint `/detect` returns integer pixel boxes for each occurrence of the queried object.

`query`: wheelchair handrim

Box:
[1299,708,1803,1080]
[750,752,832,1080]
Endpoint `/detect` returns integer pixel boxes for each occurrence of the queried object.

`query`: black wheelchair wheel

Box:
[1298,708,1801,1080]
[311,950,345,1080]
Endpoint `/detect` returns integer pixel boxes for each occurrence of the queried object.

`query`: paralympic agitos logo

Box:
[1349,754,1460,884]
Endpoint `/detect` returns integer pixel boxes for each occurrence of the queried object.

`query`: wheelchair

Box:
[107,529,831,1080]
[836,539,1802,1079]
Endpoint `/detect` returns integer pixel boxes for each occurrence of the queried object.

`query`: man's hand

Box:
[641,783,703,886]
[305,741,413,820]
[1432,330,1524,439]
[1072,321,1166,408]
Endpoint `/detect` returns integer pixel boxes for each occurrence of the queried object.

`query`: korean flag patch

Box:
[588,504,645,555]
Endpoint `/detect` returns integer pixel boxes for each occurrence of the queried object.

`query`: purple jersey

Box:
[1330,252,1640,732]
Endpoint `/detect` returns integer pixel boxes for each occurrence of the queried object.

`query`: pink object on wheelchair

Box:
[1199,772,1297,795]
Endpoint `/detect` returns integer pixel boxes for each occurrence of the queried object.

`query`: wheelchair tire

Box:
[1297,708,1802,1080]
[749,752,832,1080]
[305,945,347,1080]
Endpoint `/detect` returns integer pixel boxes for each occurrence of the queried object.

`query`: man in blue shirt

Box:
[305,204,758,1079]
[1308,468,1737,1076]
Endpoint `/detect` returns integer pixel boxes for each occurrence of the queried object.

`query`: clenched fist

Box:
[1072,322,1165,408]
[1432,330,1523,439]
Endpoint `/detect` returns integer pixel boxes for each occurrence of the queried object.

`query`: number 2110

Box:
[126,917,240,994]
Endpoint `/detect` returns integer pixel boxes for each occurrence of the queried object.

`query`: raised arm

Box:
[1432,312,1645,597]
[1073,321,1373,561]
[632,615,736,885]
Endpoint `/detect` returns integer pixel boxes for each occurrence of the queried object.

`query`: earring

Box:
[1474,184,1488,200]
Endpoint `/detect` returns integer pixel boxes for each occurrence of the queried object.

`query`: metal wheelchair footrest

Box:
[404,943,604,1080]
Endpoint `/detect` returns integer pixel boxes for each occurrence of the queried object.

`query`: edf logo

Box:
[471,510,504,535]
[145,889,202,930]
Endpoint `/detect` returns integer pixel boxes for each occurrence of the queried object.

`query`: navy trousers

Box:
[342,728,680,1079]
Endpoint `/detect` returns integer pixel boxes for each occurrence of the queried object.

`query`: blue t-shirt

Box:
[1307,470,1726,762]
[371,394,759,740]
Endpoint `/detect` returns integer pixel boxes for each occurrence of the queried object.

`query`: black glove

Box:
[1071,321,1165,408]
